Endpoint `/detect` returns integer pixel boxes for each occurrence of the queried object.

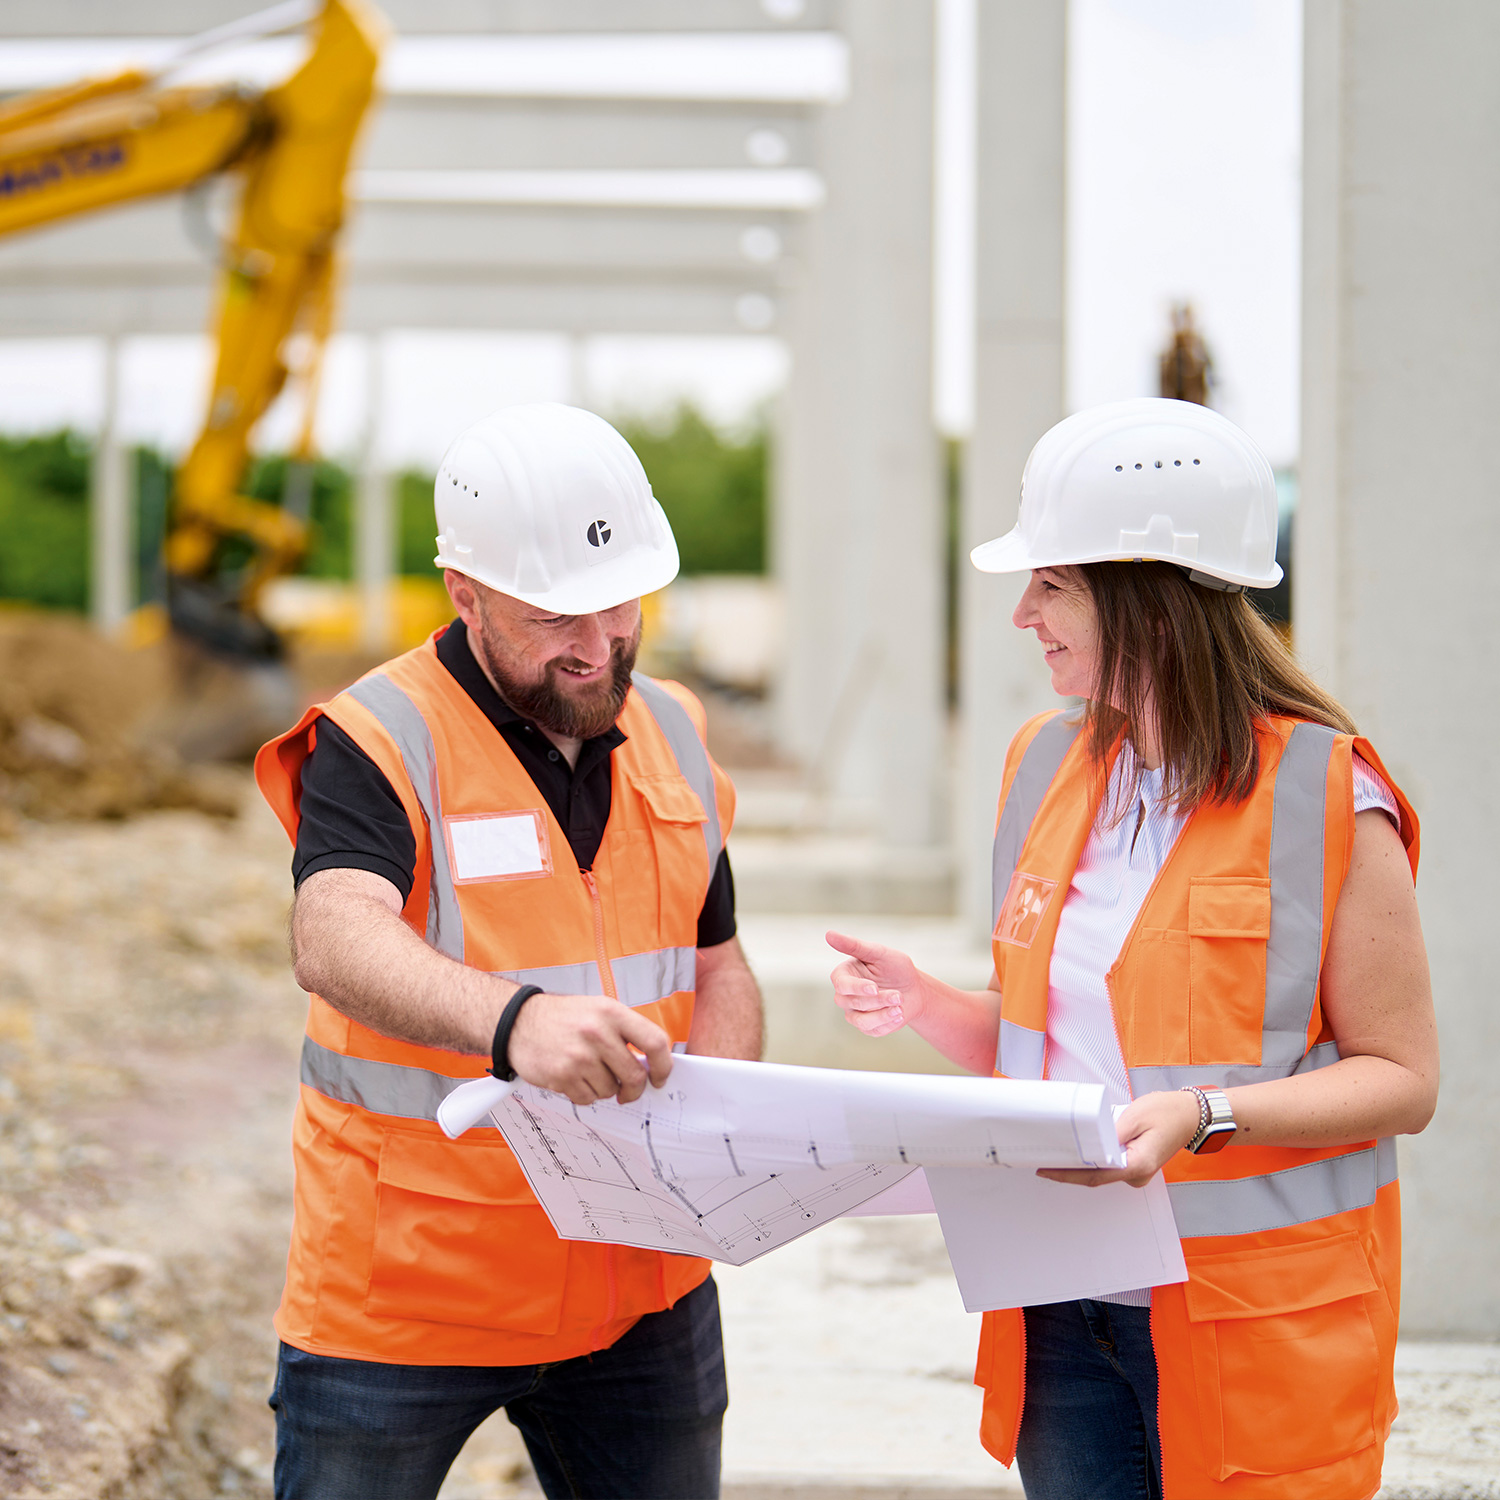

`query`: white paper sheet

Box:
[489,1077,914,1262]
[846,1167,938,1216]
[440,1053,1185,1306]
[924,1166,1187,1310]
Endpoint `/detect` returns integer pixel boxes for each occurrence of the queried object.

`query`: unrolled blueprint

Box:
[438,1054,1187,1306]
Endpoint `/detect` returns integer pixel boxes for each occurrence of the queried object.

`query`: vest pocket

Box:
[1125,928,1191,1062]
[365,1131,570,1335]
[628,771,712,934]
[631,773,709,828]
[1182,1233,1381,1479]
[1187,878,1270,1064]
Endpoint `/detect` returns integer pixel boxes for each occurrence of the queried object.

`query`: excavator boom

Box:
[0,0,388,658]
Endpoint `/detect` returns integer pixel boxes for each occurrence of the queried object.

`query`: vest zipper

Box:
[580,866,621,1351]
[1009,1313,1029,1467]
[579,869,618,1000]
[1103,972,1134,1104]
[1149,1299,1168,1496]
[592,1244,619,1351]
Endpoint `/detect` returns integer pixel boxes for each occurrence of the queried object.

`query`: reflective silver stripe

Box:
[347,674,465,963]
[1129,1039,1343,1096]
[1263,722,1337,1069]
[997,1018,1046,1081]
[992,714,1082,930]
[1168,1141,1398,1239]
[300,1035,480,1123]
[629,672,724,871]
[1376,1134,1398,1188]
[496,946,697,1009]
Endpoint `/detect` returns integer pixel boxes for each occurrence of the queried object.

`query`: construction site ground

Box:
[0,740,1496,1495]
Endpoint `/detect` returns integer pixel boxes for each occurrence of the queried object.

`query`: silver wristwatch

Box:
[1181,1085,1237,1155]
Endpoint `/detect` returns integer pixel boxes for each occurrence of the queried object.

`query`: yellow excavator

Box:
[0,0,387,658]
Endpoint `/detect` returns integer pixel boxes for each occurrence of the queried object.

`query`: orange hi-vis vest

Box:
[254,633,733,1366]
[976,711,1419,1500]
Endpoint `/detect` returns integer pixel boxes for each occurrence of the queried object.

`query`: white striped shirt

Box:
[1043,743,1398,1303]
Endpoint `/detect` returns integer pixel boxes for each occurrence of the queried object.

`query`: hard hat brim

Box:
[969,526,1283,590]
[968,527,1036,576]
[436,538,681,616]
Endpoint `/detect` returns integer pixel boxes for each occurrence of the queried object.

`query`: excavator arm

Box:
[0,0,386,657]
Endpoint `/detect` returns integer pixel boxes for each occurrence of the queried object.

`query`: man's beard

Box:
[477,616,640,740]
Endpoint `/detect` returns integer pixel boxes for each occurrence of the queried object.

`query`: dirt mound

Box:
[0,613,241,828]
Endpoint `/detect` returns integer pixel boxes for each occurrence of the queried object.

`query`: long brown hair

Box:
[1078,560,1355,813]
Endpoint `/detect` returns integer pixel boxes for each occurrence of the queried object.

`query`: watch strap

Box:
[1181,1085,1236,1153]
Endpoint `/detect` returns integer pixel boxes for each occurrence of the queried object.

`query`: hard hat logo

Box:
[587,520,612,548]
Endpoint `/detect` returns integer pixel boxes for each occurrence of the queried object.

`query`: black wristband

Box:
[491,985,544,1081]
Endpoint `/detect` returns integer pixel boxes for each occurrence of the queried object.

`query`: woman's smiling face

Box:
[1012,566,1101,700]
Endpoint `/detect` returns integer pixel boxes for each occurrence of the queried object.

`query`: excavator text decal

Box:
[0,142,127,200]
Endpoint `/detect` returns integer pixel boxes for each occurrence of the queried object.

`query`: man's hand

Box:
[1037,1089,1201,1189]
[507,993,674,1107]
[827,930,927,1037]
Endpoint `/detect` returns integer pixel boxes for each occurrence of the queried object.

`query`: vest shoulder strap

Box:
[629,673,726,869]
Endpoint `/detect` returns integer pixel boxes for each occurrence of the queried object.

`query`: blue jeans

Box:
[269,1276,726,1500]
[1017,1300,1162,1500]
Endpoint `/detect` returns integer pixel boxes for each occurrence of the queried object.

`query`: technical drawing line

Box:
[517,1101,570,1178]
[642,1115,706,1218]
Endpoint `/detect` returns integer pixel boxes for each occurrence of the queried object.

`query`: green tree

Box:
[398,470,439,576]
[0,431,92,611]
[617,407,767,574]
[241,454,354,578]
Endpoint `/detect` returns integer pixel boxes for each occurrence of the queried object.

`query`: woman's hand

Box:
[827,930,928,1037]
[1037,1089,1201,1189]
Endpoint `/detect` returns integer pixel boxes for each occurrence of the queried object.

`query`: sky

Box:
[0,0,1302,470]
[1068,0,1301,464]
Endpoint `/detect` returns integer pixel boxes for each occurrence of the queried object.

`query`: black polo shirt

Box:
[292,621,736,948]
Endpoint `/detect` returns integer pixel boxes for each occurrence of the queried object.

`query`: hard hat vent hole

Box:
[1174,459,1182,467]
[1115,465,1123,472]
[1193,459,1201,465]
[1135,463,1143,470]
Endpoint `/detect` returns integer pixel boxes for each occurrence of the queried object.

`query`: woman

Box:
[829,399,1437,1500]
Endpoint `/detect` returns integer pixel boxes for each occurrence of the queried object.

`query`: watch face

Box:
[1195,1123,1236,1155]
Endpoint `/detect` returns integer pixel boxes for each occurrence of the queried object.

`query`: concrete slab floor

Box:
[722,1217,1500,1500]
[442,1214,1499,1497]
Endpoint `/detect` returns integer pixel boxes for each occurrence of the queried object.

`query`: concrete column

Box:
[356,335,394,655]
[772,0,943,844]
[955,1,1068,935]
[1299,0,1500,1337]
[89,336,132,634]
[567,334,593,412]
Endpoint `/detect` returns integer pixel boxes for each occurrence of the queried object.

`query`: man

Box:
[254,403,764,1500]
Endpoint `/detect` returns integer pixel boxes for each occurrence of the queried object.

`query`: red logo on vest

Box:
[994,871,1058,948]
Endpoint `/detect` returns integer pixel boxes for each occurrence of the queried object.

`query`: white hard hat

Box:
[970,398,1282,591]
[433,403,680,615]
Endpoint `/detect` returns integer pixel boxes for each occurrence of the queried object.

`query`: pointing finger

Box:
[826,929,886,963]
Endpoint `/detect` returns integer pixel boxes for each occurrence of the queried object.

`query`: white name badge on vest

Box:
[444,811,553,884]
